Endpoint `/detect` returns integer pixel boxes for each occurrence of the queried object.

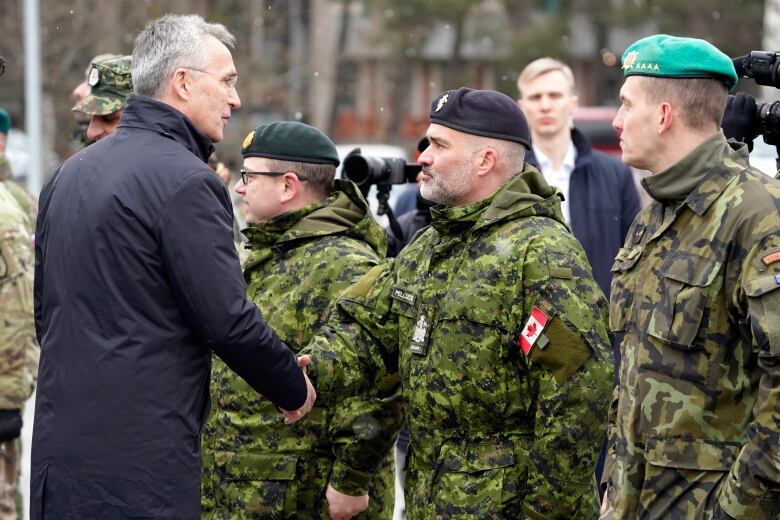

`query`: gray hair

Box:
[132,14,235,99]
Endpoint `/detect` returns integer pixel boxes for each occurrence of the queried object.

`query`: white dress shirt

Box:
[531,140,577,224]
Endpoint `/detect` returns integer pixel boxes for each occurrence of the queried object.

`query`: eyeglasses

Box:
[183,67,238,90]
[240,168,308,185]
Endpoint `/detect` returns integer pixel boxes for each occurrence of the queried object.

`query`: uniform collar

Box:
[429,163,565,235]
[641,132,744,215]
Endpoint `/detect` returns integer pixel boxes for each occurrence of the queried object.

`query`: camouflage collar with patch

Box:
[242,179,385,254]
[429,163,566,235]
[642,132,747,214]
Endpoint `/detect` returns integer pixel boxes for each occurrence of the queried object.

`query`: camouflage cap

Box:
[72,55,133,116]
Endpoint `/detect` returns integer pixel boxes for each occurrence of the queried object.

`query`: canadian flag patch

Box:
[519,306,549,355]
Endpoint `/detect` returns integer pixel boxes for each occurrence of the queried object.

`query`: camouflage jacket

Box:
[201,179,392,519]
[602,134,780,519]
[0,183,39,410]
[0,156,37,230]
[305,165,614,519]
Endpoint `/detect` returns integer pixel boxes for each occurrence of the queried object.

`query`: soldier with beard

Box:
[302,88,614,518]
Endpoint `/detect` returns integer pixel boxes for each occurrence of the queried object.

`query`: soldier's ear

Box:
[658,102,673,135]
[476,146,498,177]
[280,172,302,203]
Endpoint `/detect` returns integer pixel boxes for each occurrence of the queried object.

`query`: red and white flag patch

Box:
[519,306,549,355]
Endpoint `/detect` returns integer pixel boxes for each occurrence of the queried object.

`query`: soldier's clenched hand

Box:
[281,355,316,424]
[326,484,368,520]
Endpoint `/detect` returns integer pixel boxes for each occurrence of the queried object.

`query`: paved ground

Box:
[21,393,33,520]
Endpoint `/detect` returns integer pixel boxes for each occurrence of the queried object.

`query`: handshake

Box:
[280,355,317,425]
[277,356,370,519]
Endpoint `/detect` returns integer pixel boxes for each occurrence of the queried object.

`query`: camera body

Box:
[342,147,421,189]
[734,51,780,145]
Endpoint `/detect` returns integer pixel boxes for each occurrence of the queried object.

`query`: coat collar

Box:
[119,95,215,162]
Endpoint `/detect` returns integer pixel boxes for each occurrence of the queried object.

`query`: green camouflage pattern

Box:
[201,179,394,519]
[0,182,38,411]
[304,165,614,519]
[0,157,38,229]
[71,55,132,116]
[602,134,780,519]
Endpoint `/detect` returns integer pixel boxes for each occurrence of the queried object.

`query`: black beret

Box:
[429,87,531,148]
[241,121,340,166]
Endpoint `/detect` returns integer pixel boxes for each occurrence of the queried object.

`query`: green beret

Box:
[0,108,9,134]
[241,122,340,166]
[622,34,738,91]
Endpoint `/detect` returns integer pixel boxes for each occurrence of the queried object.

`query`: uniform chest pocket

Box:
[648,252,721,349]
[609,245,643,332]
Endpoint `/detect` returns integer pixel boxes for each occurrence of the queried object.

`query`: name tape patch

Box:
[762,251,780,266]
[391,287,416,306]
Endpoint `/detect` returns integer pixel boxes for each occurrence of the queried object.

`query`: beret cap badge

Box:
[435,93,449,112]
[622,51,638,70]
[242,130,255,153]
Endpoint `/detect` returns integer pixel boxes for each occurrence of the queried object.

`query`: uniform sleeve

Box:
[302,261,403,496]
[520,234,614,519]
[159,170,307,411]
[718,231,780,518]
[0,197,39,409]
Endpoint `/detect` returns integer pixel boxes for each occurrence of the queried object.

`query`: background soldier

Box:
[71,55,132,142]
[200,121,393,519]
[602,35,780,519]
[302,88,614,518]
[0,182,39,520]
[0,108,37,227]
[69,53,122,151]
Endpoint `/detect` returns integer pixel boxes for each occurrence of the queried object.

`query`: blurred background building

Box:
[0,0,770,183]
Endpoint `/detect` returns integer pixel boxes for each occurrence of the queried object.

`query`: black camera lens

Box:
[342,148,422,187]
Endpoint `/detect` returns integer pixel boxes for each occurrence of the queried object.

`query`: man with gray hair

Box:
[31,14,315,520]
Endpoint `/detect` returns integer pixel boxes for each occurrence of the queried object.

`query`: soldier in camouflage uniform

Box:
[0,182,39,520]
[601,35,780,519]
[0,108,37,228]
[70,53,122,150]
[201,122,394,519]
[71,54,132,143]
[302,88,614,519]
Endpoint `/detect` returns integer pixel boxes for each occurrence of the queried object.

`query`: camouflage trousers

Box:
[0,440,20,520]
[602,449,728,519]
